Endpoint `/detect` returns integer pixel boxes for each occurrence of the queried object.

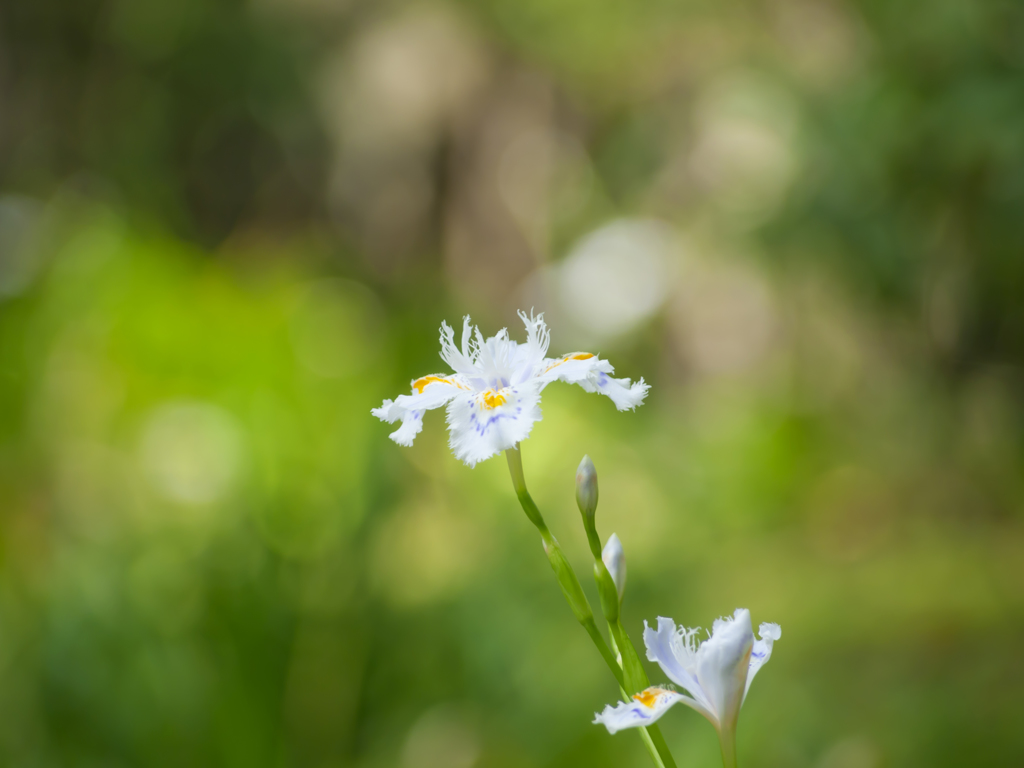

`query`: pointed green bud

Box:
[575,455,599,521]
[602,533,626,602]
[575,455,603,558]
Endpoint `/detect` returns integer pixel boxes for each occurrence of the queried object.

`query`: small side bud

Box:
[575,455,599,523]
[602,533,626,602]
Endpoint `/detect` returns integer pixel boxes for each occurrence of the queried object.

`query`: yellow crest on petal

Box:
[412,375,469,393]
[632,687,671,709]
[543,352,595,373]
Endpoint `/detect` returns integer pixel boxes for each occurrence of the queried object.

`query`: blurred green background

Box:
[1,0,1023,766]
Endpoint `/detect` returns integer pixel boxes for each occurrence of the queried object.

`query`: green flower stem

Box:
[609,613,649,691]
[505,447,677,768]
[583,509,678,768]
[583,523,604,562]
[647,724,677,768]
[583,616,625,688]
[505,446,548,532]
[718,728,738,768]
[506,447,622,687]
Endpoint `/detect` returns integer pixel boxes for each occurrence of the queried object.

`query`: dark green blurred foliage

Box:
[1,0,1023,767]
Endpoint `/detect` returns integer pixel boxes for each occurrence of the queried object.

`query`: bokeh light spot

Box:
[141,401,244,505]
[401,704,481,768]
[557,218,676,343]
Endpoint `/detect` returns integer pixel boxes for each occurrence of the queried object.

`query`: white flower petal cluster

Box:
[594,609,780,735]
[373,311,649,466]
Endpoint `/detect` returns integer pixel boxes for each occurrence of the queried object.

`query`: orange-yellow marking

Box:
[544,352,595,373]
[480,389,507,409]
[632,688,668,708]
[412,375,469,393]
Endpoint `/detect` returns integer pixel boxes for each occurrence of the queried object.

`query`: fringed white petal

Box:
[445,381,543,467]
[386,408,424,446]
[743,622,781,703]
[643,618,716,721]
[537,354,649,411]
[372,375,469,446]
[590,373,649,410]
[440,317,481,378]
[695,609,754,735]
[537,352,611,385]
[513,310,550,373]
[474,327,519,388]
[593,687,687,735]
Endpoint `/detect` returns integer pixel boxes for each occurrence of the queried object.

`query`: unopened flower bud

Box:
[602,533,626,602]
[575,455,599,523]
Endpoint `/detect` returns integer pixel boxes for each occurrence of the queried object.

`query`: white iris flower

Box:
[594,609,780,737]
[372,311,649,466]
